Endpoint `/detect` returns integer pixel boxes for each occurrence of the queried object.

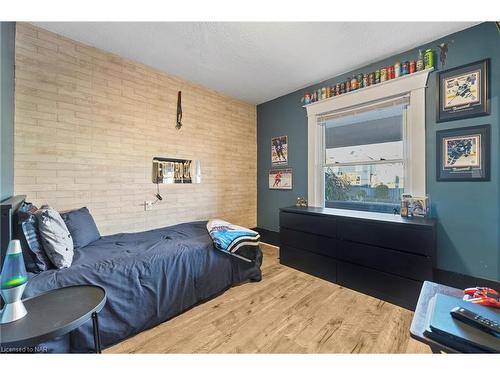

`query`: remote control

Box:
[450,306,500,336]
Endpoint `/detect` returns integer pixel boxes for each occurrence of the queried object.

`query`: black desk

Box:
[410,281,463,353]
[0,285,106,353]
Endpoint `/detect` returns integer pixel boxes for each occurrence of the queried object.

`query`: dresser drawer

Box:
[338,241,432,281]
[337,261,422,310]
[339,220,433,256]
[280,245,337,283]
[280,228,339,258]
[280,211,337,238]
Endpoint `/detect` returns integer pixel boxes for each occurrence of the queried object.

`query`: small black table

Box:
[0,285,106,353]
[410,280,463,353]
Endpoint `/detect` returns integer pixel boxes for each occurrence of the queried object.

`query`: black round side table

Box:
[0,285,106,353]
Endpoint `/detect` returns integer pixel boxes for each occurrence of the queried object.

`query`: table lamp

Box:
[0,240,28,323]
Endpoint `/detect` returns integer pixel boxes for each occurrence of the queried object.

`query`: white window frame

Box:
[304,68,432,207]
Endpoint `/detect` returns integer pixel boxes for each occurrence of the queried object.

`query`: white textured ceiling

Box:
[33,22,478,104]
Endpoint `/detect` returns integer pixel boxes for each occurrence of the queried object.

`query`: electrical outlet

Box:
[144,201,153,211]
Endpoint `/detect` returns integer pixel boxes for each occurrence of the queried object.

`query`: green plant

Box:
[325,168,351,201]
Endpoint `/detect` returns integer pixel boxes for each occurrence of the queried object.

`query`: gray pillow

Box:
[61,207,100,249]
[36,206,74,269]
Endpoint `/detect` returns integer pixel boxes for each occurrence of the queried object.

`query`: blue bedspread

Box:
[23,221,262,353]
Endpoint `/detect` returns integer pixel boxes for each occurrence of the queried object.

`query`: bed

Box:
[1,196,262,353]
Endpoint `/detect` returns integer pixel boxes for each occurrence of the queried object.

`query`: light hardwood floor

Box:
[105,244,431,353]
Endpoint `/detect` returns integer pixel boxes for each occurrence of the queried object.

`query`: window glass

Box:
[322,104,406,213]
[324,164,404,213]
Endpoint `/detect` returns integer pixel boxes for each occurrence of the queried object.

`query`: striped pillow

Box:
[17,202,53,272]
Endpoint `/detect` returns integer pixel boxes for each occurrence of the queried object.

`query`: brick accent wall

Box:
[14,23,257,235]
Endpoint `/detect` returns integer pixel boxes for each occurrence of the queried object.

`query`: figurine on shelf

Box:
[416,49,424,71]
[301,92,311,105]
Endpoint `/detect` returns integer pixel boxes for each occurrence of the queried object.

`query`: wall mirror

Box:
[152,157,201,184]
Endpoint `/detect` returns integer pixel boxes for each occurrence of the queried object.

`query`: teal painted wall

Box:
[257,22,500,281]
[0,22,16,201]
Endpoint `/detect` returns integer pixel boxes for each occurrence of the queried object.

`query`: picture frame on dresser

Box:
[436,124,491,181]
[436,59,489,122]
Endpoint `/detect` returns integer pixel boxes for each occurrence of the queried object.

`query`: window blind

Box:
[317,95,410,126]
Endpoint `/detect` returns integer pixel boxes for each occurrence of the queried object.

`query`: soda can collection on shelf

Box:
[301,49,434,105]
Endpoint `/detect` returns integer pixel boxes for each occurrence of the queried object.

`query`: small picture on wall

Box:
[271,135,288,165]
[444,71,480,109]
[436,124,490,181]
[443,135,480,169]
[269,169,292,190]
[437,59,489,122]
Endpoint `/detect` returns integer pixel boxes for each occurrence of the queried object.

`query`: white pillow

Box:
[36,206,74,269]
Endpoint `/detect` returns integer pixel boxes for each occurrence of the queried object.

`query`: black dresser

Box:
[279,206,436,310]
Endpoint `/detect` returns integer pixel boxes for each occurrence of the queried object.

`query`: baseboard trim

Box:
[252,227,280,247]
[434,268,500,291]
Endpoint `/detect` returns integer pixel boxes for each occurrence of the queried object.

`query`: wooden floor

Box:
[105,244,431,353]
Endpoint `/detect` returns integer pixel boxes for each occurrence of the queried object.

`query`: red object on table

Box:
[463,287,500,308]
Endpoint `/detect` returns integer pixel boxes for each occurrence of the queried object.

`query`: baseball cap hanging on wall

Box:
[176,91,183,130]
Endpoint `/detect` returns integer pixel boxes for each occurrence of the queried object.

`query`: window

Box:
[320,98,408,213]
[306,70,429,210]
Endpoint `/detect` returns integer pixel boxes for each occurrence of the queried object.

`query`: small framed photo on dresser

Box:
[437,59,489,122]
[436,124,490,181]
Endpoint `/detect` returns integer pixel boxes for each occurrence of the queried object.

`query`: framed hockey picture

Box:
[271,135,288,165]
[437,59,489,122]
[436,124,490,181]
[269,169,292,190]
